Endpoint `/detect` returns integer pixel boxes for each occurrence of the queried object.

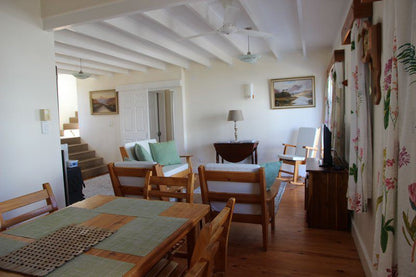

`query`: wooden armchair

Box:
[278,127,320,185]
[0,183,58,231]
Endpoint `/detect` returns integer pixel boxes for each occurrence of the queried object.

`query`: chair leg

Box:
[291,161,304,185]
[262,221,268,251]
[269,200,275,231]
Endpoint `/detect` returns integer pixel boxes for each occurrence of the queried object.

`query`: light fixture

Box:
[227,110,244,142]
[245,83,254,99]
[239,35,261,64]
[72,59,91,79]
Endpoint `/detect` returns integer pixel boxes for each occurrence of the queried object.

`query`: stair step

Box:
[82,165,108,180]
[68,143,88,153]
[63,123,79,130]
[69,150,95,161]
[78,157,104,170]
[61,137,81,145]
[69,117,78,123]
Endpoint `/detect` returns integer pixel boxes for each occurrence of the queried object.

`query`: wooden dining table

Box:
[0,195,210,277]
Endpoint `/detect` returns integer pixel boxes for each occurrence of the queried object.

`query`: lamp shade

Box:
[227,110,244,121]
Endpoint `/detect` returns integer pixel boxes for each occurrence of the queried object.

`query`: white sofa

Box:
[119,139,192,177]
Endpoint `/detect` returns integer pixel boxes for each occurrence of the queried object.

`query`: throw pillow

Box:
[134,144,154,162]
[149,141,181,165]
[260,161,282,190]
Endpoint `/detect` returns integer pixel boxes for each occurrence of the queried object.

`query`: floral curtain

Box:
[347,19,373,213]
[372,0,416,275]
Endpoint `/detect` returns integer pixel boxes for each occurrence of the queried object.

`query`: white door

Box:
[119,89,149,144]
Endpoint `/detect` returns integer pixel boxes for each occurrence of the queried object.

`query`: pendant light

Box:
[238,35,261,64]
[72,59,91,79]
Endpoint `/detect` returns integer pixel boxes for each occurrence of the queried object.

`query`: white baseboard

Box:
[351,219,374,277]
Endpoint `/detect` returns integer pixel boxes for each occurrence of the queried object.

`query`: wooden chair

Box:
[277,127,320,185]
[144,170,195,203]
[108,161,156,197]
[0,183,58,231]
[198,163,282,251]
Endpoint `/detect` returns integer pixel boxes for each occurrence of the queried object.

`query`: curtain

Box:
[347,19,373,213]
[372,0,416,275]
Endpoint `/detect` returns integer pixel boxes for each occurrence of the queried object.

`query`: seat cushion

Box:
[124,139,157,160]
[134,144,153,162]
[149,141,181,165]
[114,161,156,168]
[278,154,305,161]
[162,163,189,177]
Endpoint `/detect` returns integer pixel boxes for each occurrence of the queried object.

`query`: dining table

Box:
[0,195,210,276]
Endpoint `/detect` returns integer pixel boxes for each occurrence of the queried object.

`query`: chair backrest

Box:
[108,161,156,197]
[198,163,267,216]
[0,183,58,231]
[120,139,157,160]
[294,127,320,157]
[143,171,195,203]
[186,198,235,277]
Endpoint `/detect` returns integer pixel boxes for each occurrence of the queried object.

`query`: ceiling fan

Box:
[184,0,274,40]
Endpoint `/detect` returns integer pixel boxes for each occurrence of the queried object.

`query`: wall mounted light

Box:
[245,83,254,99]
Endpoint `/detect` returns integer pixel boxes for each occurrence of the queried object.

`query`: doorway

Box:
[148,90,174,142]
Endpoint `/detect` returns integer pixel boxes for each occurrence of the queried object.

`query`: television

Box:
[320,124,333,168]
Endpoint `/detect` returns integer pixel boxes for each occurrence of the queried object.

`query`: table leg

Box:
[216,152,219,163]
[186,226,197,268]
[255,148,258,164]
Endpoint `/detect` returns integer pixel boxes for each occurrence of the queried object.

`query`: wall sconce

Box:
[39,109,50,134]
[245,83,254,99]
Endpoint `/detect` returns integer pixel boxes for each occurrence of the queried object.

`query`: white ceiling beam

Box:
[56,62,113,76]
[296,0,307,57]
[70,23,189,69]
[55,54,129,74]
[55,29,166,70]
[237,0,280,59]
[42,0,209,31]
[105,16,211,67]
[143,10,233,65]
[186,2,247,54]
[54,42,148,72]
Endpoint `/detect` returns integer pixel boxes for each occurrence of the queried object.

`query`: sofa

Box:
[119,139,192,177]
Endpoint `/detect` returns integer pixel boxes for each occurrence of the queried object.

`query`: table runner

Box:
[4,207,100,239]
[0,237,28,256]
[95,216,187,256]
[93,198,174,217]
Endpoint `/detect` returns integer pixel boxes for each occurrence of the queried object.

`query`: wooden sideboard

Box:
[305,159,349,230]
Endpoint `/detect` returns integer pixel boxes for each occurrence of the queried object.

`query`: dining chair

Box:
[198,163,282,251]
[108,161,156,197]
[144,170,195,203]
[277,127,320,185]
[0,183,58,231]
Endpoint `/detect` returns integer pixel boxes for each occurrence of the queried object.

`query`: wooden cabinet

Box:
[305,159,349,230]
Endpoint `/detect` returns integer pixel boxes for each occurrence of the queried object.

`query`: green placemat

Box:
[0,236,28,256]
[95,216,187,256]
[47,254,134,277]
[4,207,100,239]
[93,198,174,217]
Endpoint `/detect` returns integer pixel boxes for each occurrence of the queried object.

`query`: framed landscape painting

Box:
[90,89,119,115]
[270,76,315,109]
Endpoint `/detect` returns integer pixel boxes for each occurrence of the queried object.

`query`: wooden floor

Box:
[225,183,365,276]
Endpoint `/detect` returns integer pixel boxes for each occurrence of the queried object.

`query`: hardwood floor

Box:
[225,183,365,276]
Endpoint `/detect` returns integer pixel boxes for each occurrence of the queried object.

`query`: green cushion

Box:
[134,144,154,162]
[149,141,181,166]
[260,161,282,190]
[123,157,134,161]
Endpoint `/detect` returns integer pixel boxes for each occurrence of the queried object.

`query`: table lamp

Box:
[227,110,244,142]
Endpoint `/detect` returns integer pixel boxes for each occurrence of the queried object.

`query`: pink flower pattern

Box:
[399,147,410,168]
[409,183,416,207]
[386,159,395,167]
[385,178,395,190]
[386,264,398,277]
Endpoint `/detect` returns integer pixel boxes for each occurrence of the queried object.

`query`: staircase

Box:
[60,112,108,179]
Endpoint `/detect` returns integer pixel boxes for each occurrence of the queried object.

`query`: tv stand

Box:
[305,159,349,230]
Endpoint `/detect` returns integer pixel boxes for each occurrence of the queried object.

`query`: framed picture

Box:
[90,89,119,115]
[269,76,315,109]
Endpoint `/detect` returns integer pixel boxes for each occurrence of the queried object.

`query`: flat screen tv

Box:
[321,124,333,168]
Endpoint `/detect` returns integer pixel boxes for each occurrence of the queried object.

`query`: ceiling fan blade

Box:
[181,31,218,40]
[238,28,274,38]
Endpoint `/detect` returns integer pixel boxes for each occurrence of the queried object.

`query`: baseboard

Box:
[351,219,374,277]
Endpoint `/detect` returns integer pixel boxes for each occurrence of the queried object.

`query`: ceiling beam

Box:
[54,42,148,72]
[56,62,113,76]
[186,2,247,54]
[237,0,279,59]
[142,10,233,65]
[55,29,167,70]
[42,0,209,31]
[105,16,211,66]
[70,23,190,68]
[55,54,129,74]
[296,0,307,57]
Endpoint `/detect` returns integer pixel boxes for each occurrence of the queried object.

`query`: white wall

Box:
[0,0,65,207]
[185,51,330,168]
[58,74,78,129]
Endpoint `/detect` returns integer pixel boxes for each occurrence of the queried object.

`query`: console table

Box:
[213,141,259,164]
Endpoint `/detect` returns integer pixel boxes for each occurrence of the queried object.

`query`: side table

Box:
[213,140,259,164]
